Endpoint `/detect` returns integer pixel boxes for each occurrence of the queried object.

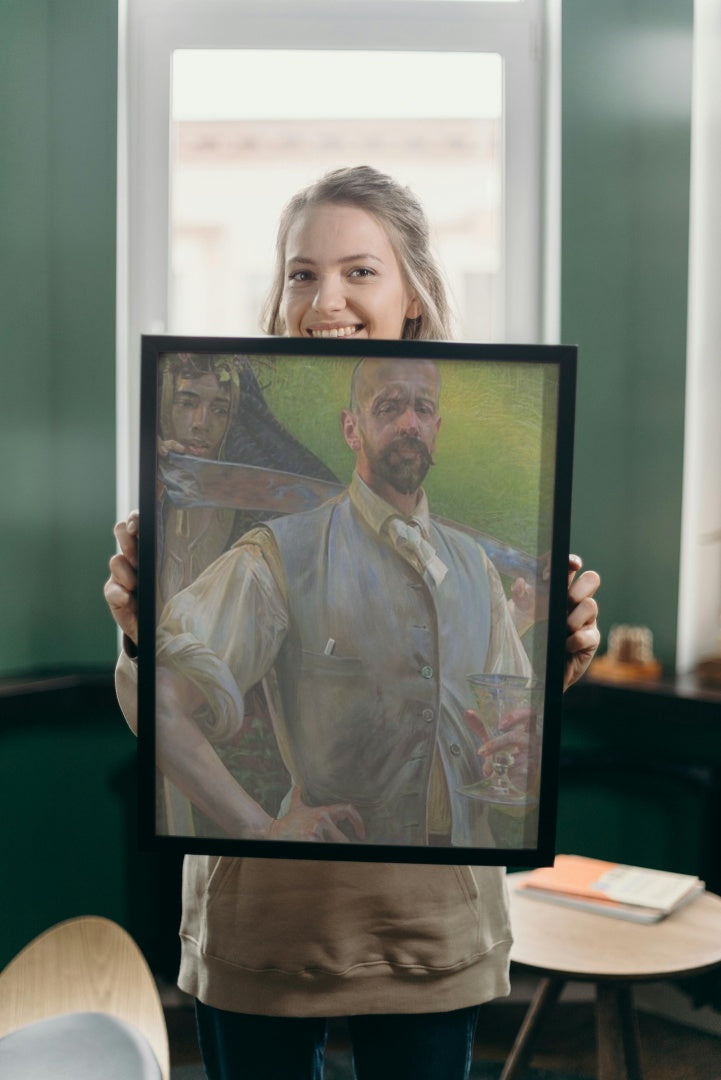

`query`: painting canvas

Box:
[137,335,576,865]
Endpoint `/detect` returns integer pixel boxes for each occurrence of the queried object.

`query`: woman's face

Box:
[280,203,421,340]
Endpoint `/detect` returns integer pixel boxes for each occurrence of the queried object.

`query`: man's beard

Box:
[366,436,434,495]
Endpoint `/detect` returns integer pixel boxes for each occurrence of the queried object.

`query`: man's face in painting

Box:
[342,358,442,499]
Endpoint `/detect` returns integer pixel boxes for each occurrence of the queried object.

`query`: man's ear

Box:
[340,409,362,452]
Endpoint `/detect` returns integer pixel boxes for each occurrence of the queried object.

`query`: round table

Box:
[503,872,721,1080]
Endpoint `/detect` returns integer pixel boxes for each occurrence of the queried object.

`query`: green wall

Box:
[0,0,699,969]
[562,0,693,669]
[0,1,693,677]
[0,0,118,676]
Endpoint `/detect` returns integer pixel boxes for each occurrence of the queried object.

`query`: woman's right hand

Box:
[104,509,140,645]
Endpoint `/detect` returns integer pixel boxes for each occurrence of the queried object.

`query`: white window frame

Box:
[116,0,559,512]
[676,0,721,674]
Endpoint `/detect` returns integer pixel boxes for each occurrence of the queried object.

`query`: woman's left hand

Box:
[564,555,601,690]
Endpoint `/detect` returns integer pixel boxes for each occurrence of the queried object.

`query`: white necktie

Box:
[388,518,448,587]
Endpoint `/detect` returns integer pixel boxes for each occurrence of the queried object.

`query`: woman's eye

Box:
[349,267,374,279]
[288,270,313,283]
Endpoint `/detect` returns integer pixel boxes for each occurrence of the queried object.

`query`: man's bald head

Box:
[349,357,441,413]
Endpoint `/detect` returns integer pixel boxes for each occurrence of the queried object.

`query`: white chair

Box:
[0,915,170,1079]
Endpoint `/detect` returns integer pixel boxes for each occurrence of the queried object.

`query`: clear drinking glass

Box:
[457,673,543,806]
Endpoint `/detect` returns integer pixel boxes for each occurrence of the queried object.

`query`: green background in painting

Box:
[256,354,560,559]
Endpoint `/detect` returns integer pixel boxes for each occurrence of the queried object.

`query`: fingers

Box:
[567,594,599,637]
[105,511,140,643]
[103,573,138,642]
[567,552,583,585]
[498,707,535,733]
[108,549,137,591]
[158,439,187,457]
[564,615,601,690]
[566,624,601,660]
[568,567,601,608]
[565,558,600,671]
[464,708,491,743]
[511,576,533,611]
[272,791,366,842]
[113,511,140,568]
[479,728,525,757]
[322,803,366,842]
[567,572,600,641]
[567,568,600,642]
[479,723,533,759]
[564,566,601,688]
[468,708,535,757]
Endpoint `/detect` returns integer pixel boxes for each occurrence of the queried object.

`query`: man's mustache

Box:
[384,436,434,468]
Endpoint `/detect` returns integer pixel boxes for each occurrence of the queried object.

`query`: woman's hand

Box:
[103,510,140,646]
[564,554,601,690]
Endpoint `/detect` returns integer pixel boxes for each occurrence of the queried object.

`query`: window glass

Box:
[170,50,503,341]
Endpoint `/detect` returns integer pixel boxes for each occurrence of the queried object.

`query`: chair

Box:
[0,915,170,1079]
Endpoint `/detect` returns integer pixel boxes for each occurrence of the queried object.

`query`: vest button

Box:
[421,708,434,723]
[420,665,434,679]
[450,743,462,756]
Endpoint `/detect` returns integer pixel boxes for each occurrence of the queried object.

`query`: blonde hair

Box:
[262,166,454,341]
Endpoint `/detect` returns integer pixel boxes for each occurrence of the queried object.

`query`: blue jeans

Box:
[195,1000,481,1080]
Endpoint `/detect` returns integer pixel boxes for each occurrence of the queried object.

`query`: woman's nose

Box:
[312,274,345,315]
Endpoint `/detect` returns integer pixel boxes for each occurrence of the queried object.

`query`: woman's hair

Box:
[261,165,454,341]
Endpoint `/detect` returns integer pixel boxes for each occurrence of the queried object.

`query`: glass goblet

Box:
[456,673,542,806]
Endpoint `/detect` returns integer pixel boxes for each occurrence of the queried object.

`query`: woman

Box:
[106,166,600,1080]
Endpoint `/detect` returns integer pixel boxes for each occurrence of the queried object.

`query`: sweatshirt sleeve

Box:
[115,647,139,735]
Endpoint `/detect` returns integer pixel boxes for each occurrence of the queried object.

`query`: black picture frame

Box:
[138,335,576,866]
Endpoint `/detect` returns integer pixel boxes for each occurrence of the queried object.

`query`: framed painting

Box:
[137,335,577,865]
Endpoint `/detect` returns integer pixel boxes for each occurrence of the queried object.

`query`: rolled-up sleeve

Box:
[156,534,288,742]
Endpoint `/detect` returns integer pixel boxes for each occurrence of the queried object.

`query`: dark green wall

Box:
[0,680,183,974]
[562,0,693,669]
[1,0,118,676]
[0,0,136,972]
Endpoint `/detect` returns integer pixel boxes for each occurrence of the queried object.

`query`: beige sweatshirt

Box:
[117,645,513,1016]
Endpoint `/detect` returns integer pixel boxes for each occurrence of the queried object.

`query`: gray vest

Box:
[269,493,497,847]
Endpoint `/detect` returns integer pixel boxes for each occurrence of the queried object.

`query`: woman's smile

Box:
[306,323,364,339]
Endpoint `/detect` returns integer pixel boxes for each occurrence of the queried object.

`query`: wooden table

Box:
[503,873,721,1080]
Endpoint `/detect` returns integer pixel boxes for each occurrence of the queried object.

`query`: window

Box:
[169,49,503,340]
[117,0,557,509]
